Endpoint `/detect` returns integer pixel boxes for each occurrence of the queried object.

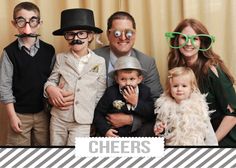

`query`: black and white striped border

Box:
[0,148,235,167]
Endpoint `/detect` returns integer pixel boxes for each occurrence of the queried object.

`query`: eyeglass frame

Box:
[64,31,91,40]
[108,29,135,39]
[165,32,215,51]
[14,16,40,28]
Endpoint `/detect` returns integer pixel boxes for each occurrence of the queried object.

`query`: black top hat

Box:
[53,8,103,35]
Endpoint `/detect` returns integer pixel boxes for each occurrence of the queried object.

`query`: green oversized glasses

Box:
[165,32,215,51]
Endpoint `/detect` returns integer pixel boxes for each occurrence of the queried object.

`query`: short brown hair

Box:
[107,11,136,30]
[114,68,142,78]
[13,2,40,19]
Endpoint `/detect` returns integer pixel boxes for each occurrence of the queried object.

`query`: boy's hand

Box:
[9,115,22,133]
[47,85,64,107]
[105,129,119,137]
[58,90,74,110]
[47,85,74,110]
[154,121,166,136]
[123,86,138,106]
[6,103,22,133]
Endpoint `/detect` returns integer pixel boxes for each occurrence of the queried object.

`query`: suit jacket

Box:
[94,84,155,137]
[93,46,163,100]
[44,50,106,124]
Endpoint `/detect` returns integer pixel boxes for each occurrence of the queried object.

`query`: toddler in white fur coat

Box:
[154,67,218,146]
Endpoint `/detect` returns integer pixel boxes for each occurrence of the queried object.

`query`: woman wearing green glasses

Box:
[167,18,236,146]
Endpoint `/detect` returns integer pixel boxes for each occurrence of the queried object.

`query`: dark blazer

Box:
[94,46,163,101]
[94,84,155,137]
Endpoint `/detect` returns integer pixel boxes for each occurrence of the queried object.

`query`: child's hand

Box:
[105,129,119,137]
[106,113,133,128]
[56,90,74,110]
[123,86,138,106]
[154,121,166,136]
[47,85,69,108]
[9,115,22,133]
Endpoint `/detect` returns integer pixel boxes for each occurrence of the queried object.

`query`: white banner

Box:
[75,137,164,157]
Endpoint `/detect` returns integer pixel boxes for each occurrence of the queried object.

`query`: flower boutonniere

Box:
[90,64,99,73]
[113,100,125,110]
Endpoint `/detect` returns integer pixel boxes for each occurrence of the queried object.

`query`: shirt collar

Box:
[110,50,131,67]
[71,49,91,64]
[17,37,40,50]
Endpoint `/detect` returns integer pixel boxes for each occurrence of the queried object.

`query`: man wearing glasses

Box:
[0,2,55,146]
[94,11,163,136]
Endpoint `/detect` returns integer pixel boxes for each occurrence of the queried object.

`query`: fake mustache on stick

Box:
[15,33,40,38]
[69,39,84,45]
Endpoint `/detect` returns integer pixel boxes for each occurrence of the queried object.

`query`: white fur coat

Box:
[154,92,218,146]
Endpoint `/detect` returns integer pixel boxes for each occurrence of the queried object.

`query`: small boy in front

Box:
[0,2,55,146]
[94,56,155,137]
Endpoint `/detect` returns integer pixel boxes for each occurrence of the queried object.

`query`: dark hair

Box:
[167,18,235,86]
[13,2,40,19]
[114,69,142,77]
[107,11,136,30]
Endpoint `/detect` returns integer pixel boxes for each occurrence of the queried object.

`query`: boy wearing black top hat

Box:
[44,8,106,146]
[0,2,55,146]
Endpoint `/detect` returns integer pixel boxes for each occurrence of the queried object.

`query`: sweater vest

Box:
[5,39,55,113]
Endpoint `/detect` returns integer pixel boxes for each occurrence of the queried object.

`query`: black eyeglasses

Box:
[64,31,90,40]
[14,16,40,28]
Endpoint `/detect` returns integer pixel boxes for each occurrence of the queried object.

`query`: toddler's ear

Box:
[114,75,118,83]
[137,75,143,84]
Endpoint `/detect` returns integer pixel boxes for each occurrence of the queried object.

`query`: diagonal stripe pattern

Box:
[0,148,235,168]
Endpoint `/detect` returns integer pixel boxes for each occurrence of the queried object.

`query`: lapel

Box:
[101,47,111,86]
[103,47,110,75]
[64,51,98,77]
[130,49,138,59]
[79,53,96,77]
[64,53,80,77]
[137,84,144,98]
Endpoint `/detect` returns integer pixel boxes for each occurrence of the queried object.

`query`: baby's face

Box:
[115,70,143,91]
[170,74,192,103]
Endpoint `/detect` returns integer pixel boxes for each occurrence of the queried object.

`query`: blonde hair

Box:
[165,67,199,97]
